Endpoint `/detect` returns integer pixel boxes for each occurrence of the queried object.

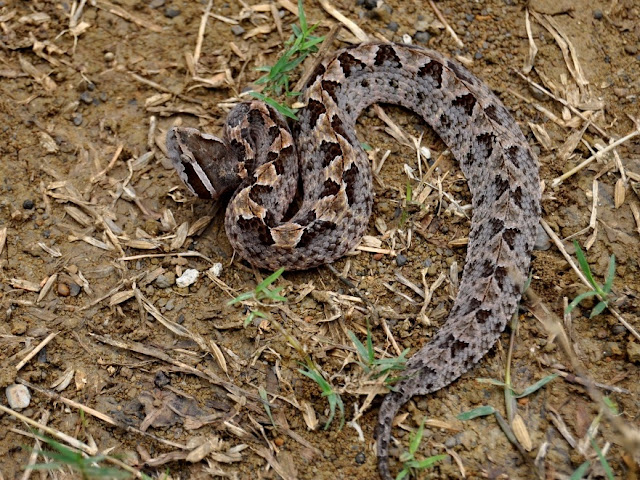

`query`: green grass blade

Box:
[414,454,448,469]
[573,240,599,290]
[589,301,608,318]
[514,373,558,398]
[569,461,590,480]
[409,419,425,454]
[347,330,369,364]
[255,267,285,293]
[565,290,599,313]
[603,254,616,293]
[457,405,495,420]
[590,437,615,480]
[228,291,254,305]
[475,378,508,388]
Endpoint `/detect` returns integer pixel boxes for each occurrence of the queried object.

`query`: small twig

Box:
[193,0,214,66]
[428,0,464,48]
[15,332,58,371]
[317,0,369,42]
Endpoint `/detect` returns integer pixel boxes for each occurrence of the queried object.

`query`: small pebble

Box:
[593,9,603,20]
[22,199,34,209]
[72,113,83,126]
[155,274,173,289]
[413,31,431,44]
[363,0,377,9]
[624,45,638,55]
[474,51,483,60]
[176,268,199,288]
[627,342,640,363]
[149,0,165,8]
[164,6,181,18]
[69,283,81,296]
[80,91,93,104]
[104,51,115,62]
[6,384,31,410]
[465,13,474,22]
[386,21,399,32]
[396,254,408,266]
[57,282,70,296]
[274,437,285,447]
[154,371,170,387]
[355,451,366,464]
[231,25,245,36]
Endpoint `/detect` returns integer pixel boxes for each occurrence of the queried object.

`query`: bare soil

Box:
[1,0,639,479]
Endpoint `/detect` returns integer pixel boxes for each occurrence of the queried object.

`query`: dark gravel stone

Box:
[593,9,603,20]
[164,6,180,18]
[72,113,82,126]
[414,31,431,44]
[22,199,34,209]
[154,371,171,387]
[396,254,408,266]
[80,91,93,104]
[231,25,245,36]
[386,21,399,32]
[355,451,366,464]
[69,283,81,296]
[465,13,474,22]
[363,0,378,9]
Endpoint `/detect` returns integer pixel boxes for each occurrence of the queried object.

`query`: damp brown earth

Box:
[0,0,639,479]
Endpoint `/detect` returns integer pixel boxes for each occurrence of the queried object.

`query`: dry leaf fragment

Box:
[614,178,626,209]
[512,413,533,451]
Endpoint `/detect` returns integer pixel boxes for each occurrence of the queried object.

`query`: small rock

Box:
[176,268,199,288]
[413,31,431,44]
[6,384,31,410]
[149,0,165,8]
[155,273,174,288]
[69,283,81,296]
[57,282,70,296]
[164,298,175,311]
[627,342,640,363]
[72,113,83,126]
[355,451,366,464]
[624,45,638,56]
[593,9,603,20]
[465,13,474,22]
[386,21,399,32]
[80,91,93,104]
[154,371,170,387]
[104,51,115,62]
[612,325,626,335]
[231,25,245,36]
[534,223,551,250]
[164,6,180,18]
[11,320,27,335]
[363,0,377,9]
[22,199,34,209]
[396,254,408,266]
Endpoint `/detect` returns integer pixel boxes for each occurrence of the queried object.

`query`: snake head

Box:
[166,126,242,200]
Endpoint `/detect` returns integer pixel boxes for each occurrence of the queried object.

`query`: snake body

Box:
[166,42,540,479]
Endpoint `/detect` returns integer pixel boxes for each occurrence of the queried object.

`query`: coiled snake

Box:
[166,42,540,479]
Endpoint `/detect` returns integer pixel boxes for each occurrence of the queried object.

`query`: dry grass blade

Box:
[317,0,369,41]
[551,128,640,187]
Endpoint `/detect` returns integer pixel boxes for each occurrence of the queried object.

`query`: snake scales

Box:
[166,42,540,479]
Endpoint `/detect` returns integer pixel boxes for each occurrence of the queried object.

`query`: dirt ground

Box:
[1,0,639,479]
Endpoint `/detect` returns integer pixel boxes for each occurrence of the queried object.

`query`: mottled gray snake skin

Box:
[166,42,540,479]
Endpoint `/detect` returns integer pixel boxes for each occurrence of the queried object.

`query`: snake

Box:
[166,42,540,479]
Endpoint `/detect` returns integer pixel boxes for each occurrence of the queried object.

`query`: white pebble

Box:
[6,384,31,410]
[208,263,223,277]
[176,268,199,288]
